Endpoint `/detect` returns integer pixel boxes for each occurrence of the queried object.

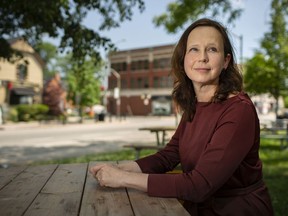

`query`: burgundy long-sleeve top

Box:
[136,92,273,215]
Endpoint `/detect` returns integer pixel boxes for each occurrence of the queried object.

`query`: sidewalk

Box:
[0,115,178,167]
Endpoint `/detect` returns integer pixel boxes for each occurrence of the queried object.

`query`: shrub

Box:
[16,104,49,122]
[8,107,18,122]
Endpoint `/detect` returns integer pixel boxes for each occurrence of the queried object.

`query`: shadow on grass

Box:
[260,138,288,216]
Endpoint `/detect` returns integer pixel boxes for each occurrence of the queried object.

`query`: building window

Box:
[131,78,136,89]
[137,78,143,88]
[111,62,127,72]
[153,77,159,88]
[144,77,149,88]
[153,76,173,88]
[17,64,28,82]
[121,79,127,89]
[131,60,149,71]
[153,58,171,69]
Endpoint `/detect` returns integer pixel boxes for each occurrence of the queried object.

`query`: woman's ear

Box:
[224,53,231,69]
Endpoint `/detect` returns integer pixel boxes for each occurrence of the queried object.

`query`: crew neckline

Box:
[196,92,243,107]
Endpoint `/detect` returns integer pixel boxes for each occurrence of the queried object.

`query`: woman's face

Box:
[184,26,230,89]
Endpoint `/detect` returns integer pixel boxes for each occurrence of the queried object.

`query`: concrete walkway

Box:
[0,116,178,167]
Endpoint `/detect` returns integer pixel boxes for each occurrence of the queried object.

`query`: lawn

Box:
[259,139,288,216]
[35,139,288,216]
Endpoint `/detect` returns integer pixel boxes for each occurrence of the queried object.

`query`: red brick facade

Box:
[107,44,175,116]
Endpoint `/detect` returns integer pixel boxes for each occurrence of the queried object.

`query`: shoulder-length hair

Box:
[171,18,243,121]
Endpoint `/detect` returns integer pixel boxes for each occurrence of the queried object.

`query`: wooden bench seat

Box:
[123,144,164,159]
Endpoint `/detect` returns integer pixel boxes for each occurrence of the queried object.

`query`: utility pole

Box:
[111,68,121,120]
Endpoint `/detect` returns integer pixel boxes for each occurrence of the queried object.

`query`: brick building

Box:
[106,44,176,116]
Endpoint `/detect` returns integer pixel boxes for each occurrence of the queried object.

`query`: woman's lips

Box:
[194,68,210,72]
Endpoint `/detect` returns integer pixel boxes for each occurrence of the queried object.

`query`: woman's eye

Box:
[208,47,217,52]
[189,47,198,52]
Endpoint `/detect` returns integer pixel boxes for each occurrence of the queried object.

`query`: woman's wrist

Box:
[117,161,142,173]
[121,171,148,192]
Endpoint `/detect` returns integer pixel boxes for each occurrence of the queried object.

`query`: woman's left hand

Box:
[90,164,126,188]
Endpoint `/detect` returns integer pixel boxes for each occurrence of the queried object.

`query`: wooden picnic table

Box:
[0,162,190,216]
[139,126,176,146]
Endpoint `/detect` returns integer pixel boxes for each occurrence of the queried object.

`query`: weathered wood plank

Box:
[127,188,190,216]
[24,163,88,216]
[0,166,27,190]
[0,164,58,216]
[79,161,133,216]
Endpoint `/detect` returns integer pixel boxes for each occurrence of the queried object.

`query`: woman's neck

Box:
[195,85,217,102]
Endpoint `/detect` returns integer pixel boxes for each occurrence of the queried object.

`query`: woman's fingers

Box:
[93,165,125,188]
[89,163,107,176]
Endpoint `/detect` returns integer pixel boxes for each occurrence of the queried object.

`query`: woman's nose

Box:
[199,51,208,62]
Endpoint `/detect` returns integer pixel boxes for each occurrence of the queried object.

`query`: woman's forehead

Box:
[187,26,224,46]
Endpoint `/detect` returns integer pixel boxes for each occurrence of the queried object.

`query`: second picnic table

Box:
[124,126,176,159]
[138,126,176,146]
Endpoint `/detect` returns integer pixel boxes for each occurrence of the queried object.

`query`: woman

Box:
[90,18,274,215]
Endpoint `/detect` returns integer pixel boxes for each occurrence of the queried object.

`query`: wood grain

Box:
[0,164,58,215]
[0,166,27,190]
[24,163,87,216]
[127,188,190,216]
[79,161,133,216]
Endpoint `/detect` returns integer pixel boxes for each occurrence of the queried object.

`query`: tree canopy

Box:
[153,0,243,33]
[244,0,288,113]
[0,0,144,64]
[34,42,59,79]
[0,0,248,65]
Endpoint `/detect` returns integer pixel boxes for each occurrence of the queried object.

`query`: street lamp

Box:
[104,39,125,121]
[231,33,243,64]
[111,68,121,120]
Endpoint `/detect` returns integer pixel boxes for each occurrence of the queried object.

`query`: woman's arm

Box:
[117,161,143,172]
[89,163,148,191]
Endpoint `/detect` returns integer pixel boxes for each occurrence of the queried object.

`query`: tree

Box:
[0,0,145,64]
[34,42,58,80]
[244,0,288,115]
[53,53,103,122]
[153,0,242,33]
[36,44,103,122]
[43,73,67,117]
[245,52,281,95]
[66,57,103,122]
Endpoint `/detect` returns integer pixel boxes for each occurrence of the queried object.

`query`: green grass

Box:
[33,149,157,165]
[34,139,288,216]
[259,139,288,216]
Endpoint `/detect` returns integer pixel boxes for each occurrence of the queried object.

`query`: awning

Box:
[12,87,35,96]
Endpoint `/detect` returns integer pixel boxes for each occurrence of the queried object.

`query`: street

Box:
[0,116,177,167]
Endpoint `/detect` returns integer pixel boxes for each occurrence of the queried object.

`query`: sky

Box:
[83,0,272,63]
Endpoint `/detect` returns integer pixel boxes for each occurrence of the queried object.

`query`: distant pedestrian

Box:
[90,18,274,216]
[0,105,3,125]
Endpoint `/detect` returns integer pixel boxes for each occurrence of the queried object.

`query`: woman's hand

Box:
[89,163,148,192]
[90,164,125,188]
